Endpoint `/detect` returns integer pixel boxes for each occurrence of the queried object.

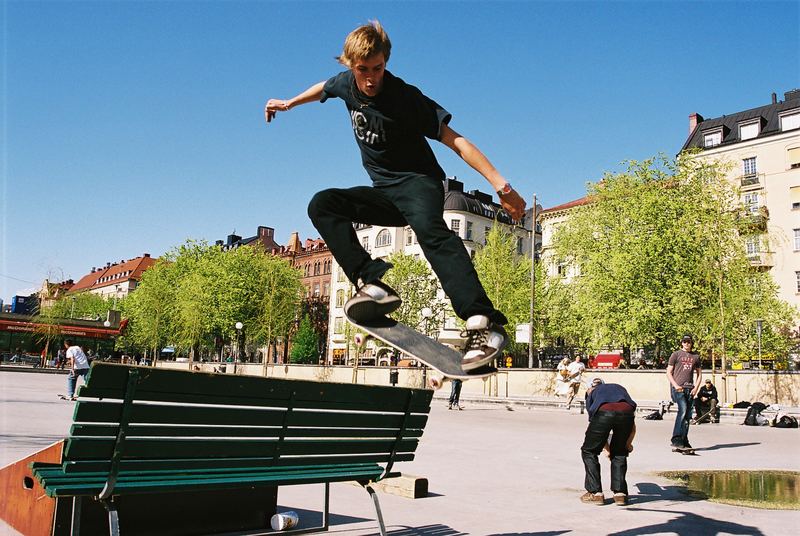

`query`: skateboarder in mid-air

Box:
[265,21,526,370]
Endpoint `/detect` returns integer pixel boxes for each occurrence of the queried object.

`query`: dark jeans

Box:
[670,387,694,447]
[67,368,89,398]
[449,379,463,406]
[581,411,634,494]
[307,179,506,324]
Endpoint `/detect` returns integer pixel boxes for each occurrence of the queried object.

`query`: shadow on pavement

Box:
[489,530,571,536]
[628,481,705,505]
[386,524,467,535]
[607,508,765,536]
[693,442,760,452]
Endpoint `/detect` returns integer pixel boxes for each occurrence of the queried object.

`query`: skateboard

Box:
[345,313,497,386]
[691,407,718,425]
[672,447,698,455]
[57,394,75,401]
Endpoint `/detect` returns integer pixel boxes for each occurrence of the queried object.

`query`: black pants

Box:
[307,178,506,324]
[449,379,463,406]
[581,411,635,494]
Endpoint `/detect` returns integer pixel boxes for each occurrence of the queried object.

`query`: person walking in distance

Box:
[565,355,585,410]
[64,339,90,401]
[666,334,702,451]
[264,21,526,370]
[448,379,463,410]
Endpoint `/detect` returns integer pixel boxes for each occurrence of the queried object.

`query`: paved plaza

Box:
[1,370,798,535]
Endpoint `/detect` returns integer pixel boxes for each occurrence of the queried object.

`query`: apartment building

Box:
[681,89,800,309]
[325,177,537,364]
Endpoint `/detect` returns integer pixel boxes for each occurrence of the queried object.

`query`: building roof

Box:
[681,89,800,152]
[216,226,281,253]
[539,196,590,216]
[69,254,157,293]
[442,177,519,225]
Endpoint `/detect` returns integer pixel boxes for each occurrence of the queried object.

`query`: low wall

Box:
[155,362,800,406]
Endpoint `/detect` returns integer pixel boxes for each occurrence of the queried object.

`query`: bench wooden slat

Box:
[72,401,429,429]
[70,423,425,439]
[81,364,433,413]
[52,452,416,474]
[41,464,384,497]
[64,437,420,460]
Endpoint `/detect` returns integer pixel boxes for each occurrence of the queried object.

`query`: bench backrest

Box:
[63,363,433,477]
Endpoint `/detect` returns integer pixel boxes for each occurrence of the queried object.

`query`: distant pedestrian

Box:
[580,378,637,506]
[448,379,463,410]
[565,356,585,410]
[666,334,702,451]
[64,339,90,401]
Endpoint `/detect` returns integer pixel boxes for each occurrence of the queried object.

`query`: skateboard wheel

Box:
[428,377,443,390]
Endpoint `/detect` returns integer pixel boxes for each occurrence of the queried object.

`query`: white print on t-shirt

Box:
[350,110,386,145]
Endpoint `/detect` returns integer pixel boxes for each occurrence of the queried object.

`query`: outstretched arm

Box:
[264,81,326,123]
[439,124,526,220]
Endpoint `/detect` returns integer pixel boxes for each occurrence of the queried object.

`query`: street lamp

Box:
[755,319,763,369]
[421,307,433,337]
[234,321,244,373]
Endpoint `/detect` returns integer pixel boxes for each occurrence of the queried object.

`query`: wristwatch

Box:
[497,183,513,197]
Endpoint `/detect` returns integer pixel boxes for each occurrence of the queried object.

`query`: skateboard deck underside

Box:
[346,315,496,380]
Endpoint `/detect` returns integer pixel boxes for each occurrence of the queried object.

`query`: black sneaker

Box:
[461,315,508,371]
[344,280,401,323]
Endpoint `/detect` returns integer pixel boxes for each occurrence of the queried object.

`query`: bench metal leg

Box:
[101,499,120,536]
[70,497,82,536]
[322,482,330,531]
[364,484,387,536]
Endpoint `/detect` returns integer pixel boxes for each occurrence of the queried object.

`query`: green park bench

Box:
[30,362,433,536]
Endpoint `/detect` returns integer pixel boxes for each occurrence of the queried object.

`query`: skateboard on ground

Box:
[57,394,75,401]
[691,406,718,425]
[345,313,497,386]
[672,447,698,455]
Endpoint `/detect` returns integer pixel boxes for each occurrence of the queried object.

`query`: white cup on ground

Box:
[270,511,299,531]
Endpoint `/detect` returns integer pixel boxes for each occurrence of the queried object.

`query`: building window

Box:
[361,236,370,252]
[334,317,344,335]
[336,289,345,308]
[466,221,473,241]
[484,226,491,245]
[703,130,722,148]
[406,228,413,246]
[743,157,757,176]
[323,282,330,297]
[744,192,759,214]
[794,229,800,251]
[789,147,800,169]
[780,110,800,132]
[517,237,524,254]
[793,186,800,211]
[739,121,759,141]
[796,271,800,293]
[450,219,461,237]
[375,229,392,248]
[557,262,567,278]
[746,236,760,256]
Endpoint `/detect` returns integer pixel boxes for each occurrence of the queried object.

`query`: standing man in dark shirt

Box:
[580,378,637,506]
[264,21,526,370]
[666,334,702,450]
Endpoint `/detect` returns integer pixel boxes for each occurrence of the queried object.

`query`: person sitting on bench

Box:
[694,379,719,424]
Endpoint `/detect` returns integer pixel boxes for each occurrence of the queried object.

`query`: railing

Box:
[740,173,763,188]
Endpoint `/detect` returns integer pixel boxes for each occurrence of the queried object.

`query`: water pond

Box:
[660,470,800,510]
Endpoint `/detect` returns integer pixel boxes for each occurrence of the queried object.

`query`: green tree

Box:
[543,154,797,363]
[382,252,447,335]
[290,314,319,363]
[473,224,532,354]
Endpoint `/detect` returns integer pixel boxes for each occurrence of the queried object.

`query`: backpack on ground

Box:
[743,402,768,426]
[733,401,751,409]
[772,415,799,429]
[643,410,663,420]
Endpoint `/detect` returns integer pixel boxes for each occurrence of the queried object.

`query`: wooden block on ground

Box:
[353,473,428,499]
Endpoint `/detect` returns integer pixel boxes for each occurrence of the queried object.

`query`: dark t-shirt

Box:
[668,350,701,389]
[321,70,451,186]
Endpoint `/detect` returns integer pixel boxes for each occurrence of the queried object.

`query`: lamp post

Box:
[235,322,243,373]
[529,193,537,369]
[755,319,763,369]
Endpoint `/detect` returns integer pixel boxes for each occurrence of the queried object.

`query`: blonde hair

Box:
[337,20,391,67]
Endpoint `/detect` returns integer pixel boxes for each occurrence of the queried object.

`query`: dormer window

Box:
[703,129,723,148]
[780,109,800,132]
[739,120,760,141]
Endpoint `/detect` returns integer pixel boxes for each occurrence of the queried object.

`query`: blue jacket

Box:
[585,383,637,420]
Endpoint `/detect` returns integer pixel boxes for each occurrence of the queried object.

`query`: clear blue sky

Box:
[1,0,798,303]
